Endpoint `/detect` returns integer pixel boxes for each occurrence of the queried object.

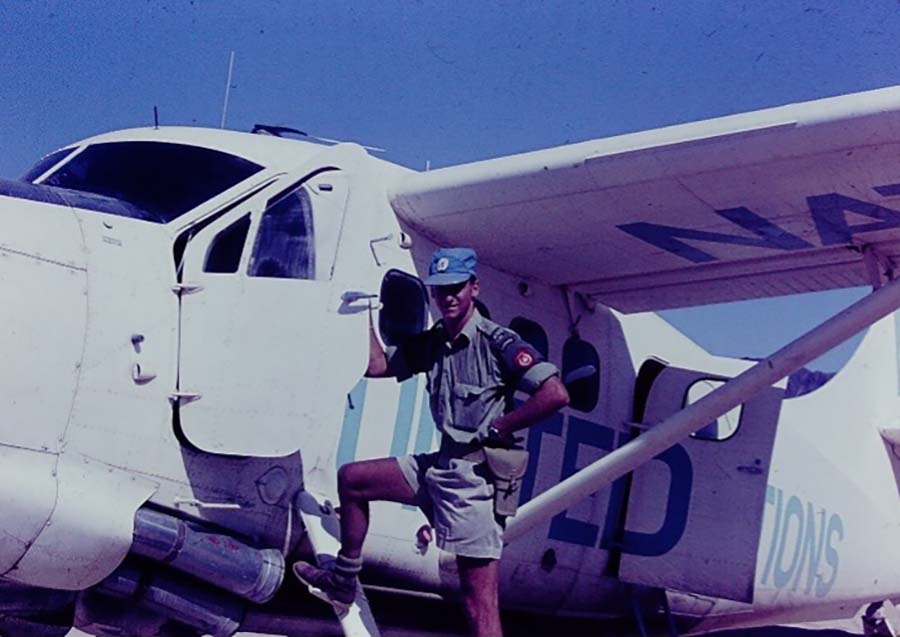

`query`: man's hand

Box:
[479,424,521,448]
[486,376,569,443]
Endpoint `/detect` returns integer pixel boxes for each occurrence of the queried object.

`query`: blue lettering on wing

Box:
[618,444,692,557]
[519,411,564,505]
[616,183,900,263]
[520,413,692,556]
[618,207,812,263]
[759,485,783,586]
[759,485,843,598]
[791,501,827,593]
[773,495,804,589]
[547,416,615,547]
[818,513,843,597]
[808,193,900,245]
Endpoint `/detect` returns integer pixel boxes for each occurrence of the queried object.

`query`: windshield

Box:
[36,141,264,223]
[21,147,77,182]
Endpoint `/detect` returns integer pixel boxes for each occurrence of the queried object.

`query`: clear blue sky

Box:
[4,0,900,371]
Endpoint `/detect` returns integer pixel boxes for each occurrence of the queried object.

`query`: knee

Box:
[337,462,363,498]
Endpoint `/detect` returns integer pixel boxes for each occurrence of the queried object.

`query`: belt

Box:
[438,437,523,464]
[438,437,486,463]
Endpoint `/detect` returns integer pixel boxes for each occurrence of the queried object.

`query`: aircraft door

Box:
[617,365,782,602]
[176,145,376,458]
[378,268,428,347]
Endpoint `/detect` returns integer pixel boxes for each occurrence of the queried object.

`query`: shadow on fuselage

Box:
[246,579,858,637]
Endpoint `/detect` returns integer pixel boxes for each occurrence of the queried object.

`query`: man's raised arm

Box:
[365,309,392,378]
[491,376,569,439]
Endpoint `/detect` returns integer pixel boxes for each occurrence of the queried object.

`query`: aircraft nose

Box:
[0,184,88,579]
[0,182,87,453]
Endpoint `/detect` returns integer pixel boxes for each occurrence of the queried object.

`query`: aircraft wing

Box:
[390,86,900,312]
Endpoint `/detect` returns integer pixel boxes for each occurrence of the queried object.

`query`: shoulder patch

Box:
[484,324,544,376]
[513,348,535,369]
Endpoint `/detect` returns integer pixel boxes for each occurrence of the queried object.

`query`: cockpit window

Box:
[38,141,264,223]
[205,214,252,274]
[21,147,77,182]
[248,188,315,279]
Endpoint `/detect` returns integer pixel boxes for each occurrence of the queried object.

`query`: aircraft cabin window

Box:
[39,141,264,223]
[248,188,315,279]
[562,336,600,412]
[204,214,252,274]
[686,379,742,441]
[22,147,77,182]
[509,317,549,358]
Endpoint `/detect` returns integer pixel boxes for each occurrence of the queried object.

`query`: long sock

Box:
[333,552,363,581]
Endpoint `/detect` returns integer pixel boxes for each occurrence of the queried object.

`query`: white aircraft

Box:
[4,85,900,637]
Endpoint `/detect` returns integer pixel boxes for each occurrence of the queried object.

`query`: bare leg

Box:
[337,457,417,559]
[457,556,502,637]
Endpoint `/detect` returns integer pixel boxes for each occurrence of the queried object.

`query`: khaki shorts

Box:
[397,442,503,560]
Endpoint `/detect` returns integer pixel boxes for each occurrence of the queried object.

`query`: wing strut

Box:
[505,276,900,543]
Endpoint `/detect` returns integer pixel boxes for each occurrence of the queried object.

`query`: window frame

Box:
[37,140,265,224]
[509,316,549,359]
[379,269,429,347]
[247,186,316,280]
[561,335,601,413]
[683,378,744,442]
[203,213,253,274]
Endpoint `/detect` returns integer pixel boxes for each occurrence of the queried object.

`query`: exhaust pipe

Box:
[96,563,243,637]
[131,508,284,604]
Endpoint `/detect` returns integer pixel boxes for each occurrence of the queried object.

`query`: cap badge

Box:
[436,257,450,272]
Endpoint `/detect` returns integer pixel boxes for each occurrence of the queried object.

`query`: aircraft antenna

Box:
[220,50,236,129]
[153,106,159,129]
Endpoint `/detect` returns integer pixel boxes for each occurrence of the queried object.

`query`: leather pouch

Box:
[482,447,530,517]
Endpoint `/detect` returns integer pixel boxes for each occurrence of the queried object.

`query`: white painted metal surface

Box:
[686,313,900,633]
[618,365,782,602]
[7,456,157,589]
[0,198,86,452]
[506,274,900,542]
[390,85,900,311]
[9,205,174,588]
[0,447,57,575]
[178,144,374,457]
[11,86,900,636]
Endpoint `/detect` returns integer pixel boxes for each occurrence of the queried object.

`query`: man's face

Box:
[430,277,479,321]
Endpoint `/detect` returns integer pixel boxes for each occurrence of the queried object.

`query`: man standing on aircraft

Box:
[294,247,570,637]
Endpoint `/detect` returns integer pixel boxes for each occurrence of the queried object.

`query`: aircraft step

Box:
[295,489,381,637]
[863,600,900,636]
[626,584,678,637]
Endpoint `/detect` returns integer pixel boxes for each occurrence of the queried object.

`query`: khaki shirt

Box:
[387,311,559,443]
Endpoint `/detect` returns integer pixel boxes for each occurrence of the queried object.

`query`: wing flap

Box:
[391,86,900,311]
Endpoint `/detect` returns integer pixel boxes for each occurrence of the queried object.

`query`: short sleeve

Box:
[489,326,559,394]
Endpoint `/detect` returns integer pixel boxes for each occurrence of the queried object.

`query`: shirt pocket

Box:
[451,383,500,432]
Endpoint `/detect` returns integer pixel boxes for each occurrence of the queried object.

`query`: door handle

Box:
[341,291,379,304]
[132,363,157,385]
